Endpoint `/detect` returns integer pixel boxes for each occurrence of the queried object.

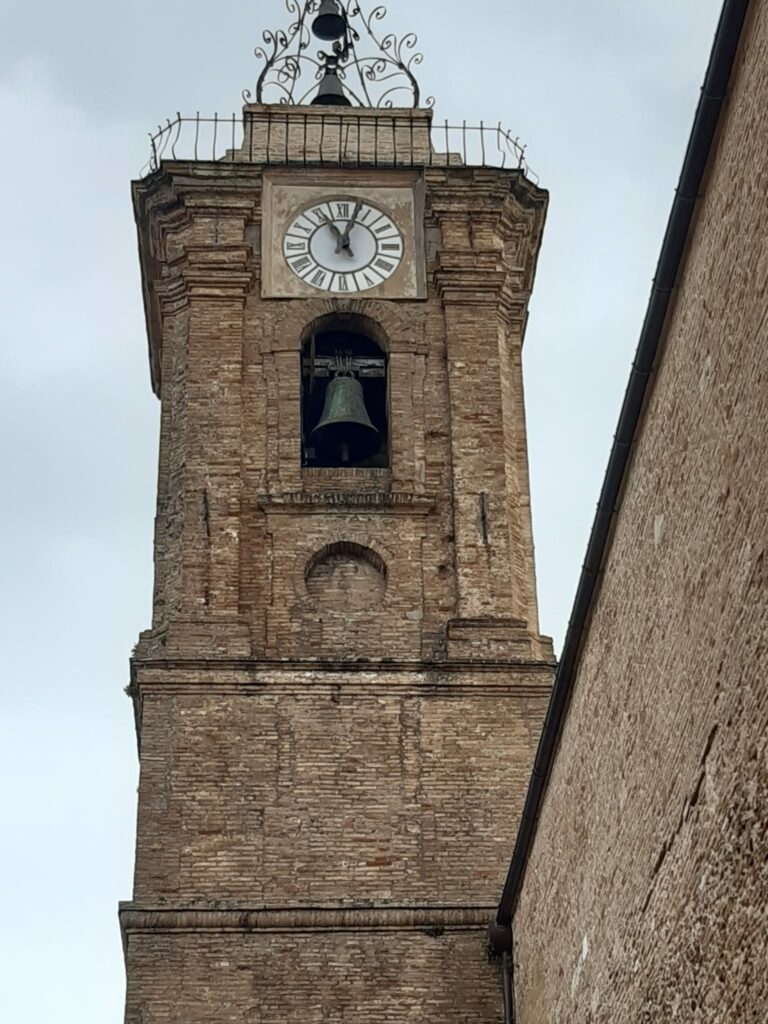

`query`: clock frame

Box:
[261,170,426,300]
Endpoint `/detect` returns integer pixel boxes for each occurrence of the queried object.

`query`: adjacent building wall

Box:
[513,2,768,1020]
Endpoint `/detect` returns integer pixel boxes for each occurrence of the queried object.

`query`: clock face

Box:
[283,197,404,294]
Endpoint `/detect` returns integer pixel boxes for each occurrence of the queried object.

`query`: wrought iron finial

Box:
[243,1,434,109]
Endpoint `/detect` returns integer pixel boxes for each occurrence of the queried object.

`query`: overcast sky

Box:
[0,1,723,1020]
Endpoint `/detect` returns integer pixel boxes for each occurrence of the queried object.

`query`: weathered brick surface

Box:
[238,105,435,167]
[513,4,768,1022]
[132,158,550,665]
[131,679,551,904]
[127,115,554,1021]
[123,929,499,1024]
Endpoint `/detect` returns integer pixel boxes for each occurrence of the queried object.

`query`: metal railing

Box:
[141,112,535,182]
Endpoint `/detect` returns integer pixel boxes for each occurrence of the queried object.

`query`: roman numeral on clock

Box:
[335,203,350,219]
[375,258,395,273]
[289,255,313,274]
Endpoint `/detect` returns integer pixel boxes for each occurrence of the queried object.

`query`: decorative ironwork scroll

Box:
[243,1,434,109]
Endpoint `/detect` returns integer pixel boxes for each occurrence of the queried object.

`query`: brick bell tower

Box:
[121,3,555,1020]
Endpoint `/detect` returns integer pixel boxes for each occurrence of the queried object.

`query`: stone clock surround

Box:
[262,167,427,299]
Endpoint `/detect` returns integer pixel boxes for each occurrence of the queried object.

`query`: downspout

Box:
[488,0,751,975]
[501,952,514,1024]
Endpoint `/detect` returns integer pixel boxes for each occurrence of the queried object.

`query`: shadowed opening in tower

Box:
[301,325,389,469]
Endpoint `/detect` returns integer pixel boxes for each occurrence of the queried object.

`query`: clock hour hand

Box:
[338,200,364,254]
[320,213,355,259]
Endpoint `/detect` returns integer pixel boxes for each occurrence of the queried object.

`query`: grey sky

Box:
[0,1,722,1020]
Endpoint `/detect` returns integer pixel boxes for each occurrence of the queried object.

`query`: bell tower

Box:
[122,3,555,1020]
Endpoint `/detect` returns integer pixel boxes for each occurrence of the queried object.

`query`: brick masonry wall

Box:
[132,162,550,664]
[123,929,499,1024]
[126,136,554,1020]
[131,677,551,905]
[513,4,768,1022]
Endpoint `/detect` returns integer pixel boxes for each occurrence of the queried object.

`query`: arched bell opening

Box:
[301,318,389,469]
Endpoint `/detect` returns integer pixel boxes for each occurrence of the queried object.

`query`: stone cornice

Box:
[181,270,253,301]
[135,162,265,197]
[434,265,508,305]
[128,658,557,704]
[257,491,436,515]
[119,903,494,937]
[154,276,189,317]
[130,654,557,676]
[152,247,255,305]
[130,679,553,703]
[181,195,257,219]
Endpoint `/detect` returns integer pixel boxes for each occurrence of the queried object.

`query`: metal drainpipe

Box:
[489,918,514,1022]
[501,951,514,1024]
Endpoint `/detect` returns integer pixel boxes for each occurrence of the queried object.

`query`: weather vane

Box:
[244,1,434,109]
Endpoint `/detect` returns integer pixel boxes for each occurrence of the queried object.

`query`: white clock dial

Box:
[283,197,404,293]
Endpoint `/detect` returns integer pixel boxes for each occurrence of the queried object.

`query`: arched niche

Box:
[305,541,388,611]
[300,314,390,469]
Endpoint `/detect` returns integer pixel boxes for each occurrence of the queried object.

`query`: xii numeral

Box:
[335,203,350,219]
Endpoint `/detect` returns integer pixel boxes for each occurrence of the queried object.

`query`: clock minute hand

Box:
[338,200,364,254]
[319,212,343,241]
[320,212,355,259]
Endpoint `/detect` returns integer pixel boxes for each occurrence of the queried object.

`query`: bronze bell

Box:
[311,67,352,107]
[311,0,347,41]
[311,375,380,463]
